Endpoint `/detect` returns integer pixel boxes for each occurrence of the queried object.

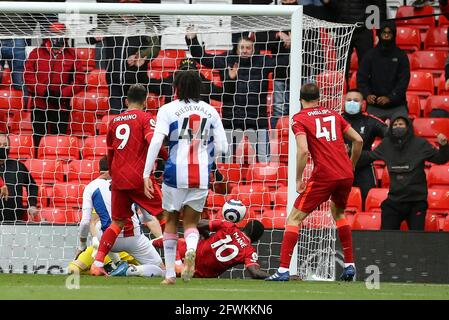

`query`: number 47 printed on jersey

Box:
[315,116,336,141]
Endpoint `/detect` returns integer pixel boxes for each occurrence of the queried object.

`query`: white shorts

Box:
[96,225,162,266]
[162,183,208,213]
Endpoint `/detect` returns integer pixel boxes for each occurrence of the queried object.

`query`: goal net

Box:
[0,2,355,279]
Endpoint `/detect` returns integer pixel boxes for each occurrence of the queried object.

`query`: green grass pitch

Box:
[0,274,448,300]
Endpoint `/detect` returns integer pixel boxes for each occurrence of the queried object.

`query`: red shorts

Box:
[112,182,163,221]
[294,178,353,213]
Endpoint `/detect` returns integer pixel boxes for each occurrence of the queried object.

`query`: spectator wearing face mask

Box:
[0,133,38,221]
[343,89,387,208]
[358,113,449,230]
[24,23,85,150]
[357,21,410,121]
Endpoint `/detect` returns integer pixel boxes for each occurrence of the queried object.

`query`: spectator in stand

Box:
[87,0,160,114]
[24,22,85,150]
[300,0,333,21]
[0,38,27,97]
[358,113,449,230]
[185,30,275,162]
[334,0,386,81]
[343,89,387,208]
[0,133,38,221]
[148,58,223,105]
[357,21,410,121]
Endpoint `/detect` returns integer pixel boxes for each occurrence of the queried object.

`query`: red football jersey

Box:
[194,221,259,278]
[107,109,154,190]
[292,106,353,181]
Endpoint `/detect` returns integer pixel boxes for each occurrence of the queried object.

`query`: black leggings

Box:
[380,198,428,231]
[32,108,70,151]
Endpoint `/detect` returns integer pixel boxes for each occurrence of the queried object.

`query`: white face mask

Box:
[345,101,361,115]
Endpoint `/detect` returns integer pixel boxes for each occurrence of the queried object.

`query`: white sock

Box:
[278,267,289,273]
[184,228,200,252]
[126,264,165,277]
[93,261,104,268]
[163,238,177,279]
[108,252,121,264]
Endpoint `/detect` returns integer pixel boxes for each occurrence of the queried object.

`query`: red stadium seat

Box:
[9,111,32,134]
[365,188,389,213]
[228,184,271,213]
[216,163,245,184]
[349,71,357,90]
[272,185,288,209]
[97,114,117,135]
[345,187,362,214]
[23,159,64,185]
[50,183,85,209]
[246,162,288,190]
[427,188,449,230]
[427,165,449,189]
[315,71,345,97]
[381,168,390,188]
[199,66,223,88]
[261,208,287,229]
[424,27,448,50]
[75,47,96,71]
[349,50,358,72]
[38,207,81,224]
[22,185,48,212]
[396,6,435,41]
[410,50,448,86]
[352,211,381,230]
[9,134,33,159]
[150,49,186,72]
[424,95,449,117]
[71,90,110,114]
[407,71,435,102]
[443,215,449,231]
[82,135,107,160]
[234,136,256,165]
[413,118,449,143]
[396,26,421,52]
[67,160,100,184]
[68,111,97,136]
[406,94,421,118]
[86,69,108,90]
[0,88,23,110]
[437,73,449,95]
[38,135,80,160]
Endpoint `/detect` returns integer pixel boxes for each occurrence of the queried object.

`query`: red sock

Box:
[95,223,122,263]
[279,225,300,269]
[152,237,163,249]
[336,218,354,264]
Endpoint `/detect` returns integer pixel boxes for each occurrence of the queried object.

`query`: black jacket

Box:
[343,112,387,151]
[359,113,449,202]
[0,159,38,221]
[357,22,410,108]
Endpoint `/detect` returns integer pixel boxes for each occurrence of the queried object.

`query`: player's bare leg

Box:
[91,219,125,276]
[266,207,309,281]
[161,210,179,285]
[181,205,201,282]
[331,202,356,281]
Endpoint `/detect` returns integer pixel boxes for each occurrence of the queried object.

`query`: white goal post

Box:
[0,2,356,279]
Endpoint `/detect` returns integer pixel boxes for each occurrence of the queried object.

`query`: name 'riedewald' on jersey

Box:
[154,99,228,189]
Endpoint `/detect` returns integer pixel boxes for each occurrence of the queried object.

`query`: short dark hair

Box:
[242,220,265,243]
[300,83,320,102]
[173,70,202,103]
[127,84,147,105]
[346,88,363,97]
[99,156,108,172]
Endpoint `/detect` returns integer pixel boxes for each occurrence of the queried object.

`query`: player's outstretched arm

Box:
[344,127,364,170]
[247,265,270,279]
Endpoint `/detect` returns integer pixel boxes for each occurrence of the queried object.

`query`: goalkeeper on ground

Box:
[69,157,164,277]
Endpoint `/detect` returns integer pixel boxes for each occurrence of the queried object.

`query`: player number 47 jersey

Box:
[154,99,228,190]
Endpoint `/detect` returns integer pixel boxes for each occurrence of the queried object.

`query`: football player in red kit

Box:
[266,83,363,282]
[91,84,167,276]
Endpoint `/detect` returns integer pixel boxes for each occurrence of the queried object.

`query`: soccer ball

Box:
[222,199,247,223]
